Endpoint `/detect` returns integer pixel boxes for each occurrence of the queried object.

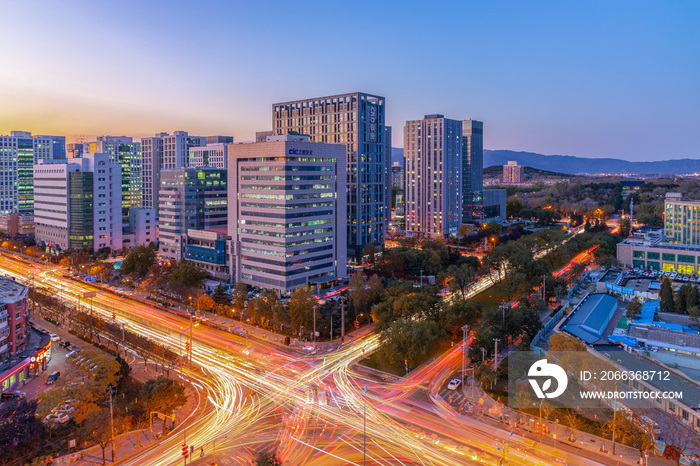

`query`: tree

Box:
[474,362,498,389]
[445,263,476,299]
[141,377,187,415]
[253,450,283,466]
[0,400,45,466]
[660,278,675,314]
[565,409,583,441]
[375,319,440,373]
[287,285,317,333]
[212,284,231,306]
[610,412,654,457]
[656,411,700,465]
[361,243,380,265]
[80,409,113,465]
[348,271,369,313]
[626,300,643,320]
[194,294,216,313]
[231,282,247,314]
[168,260,209,288]
[120,245,156,278]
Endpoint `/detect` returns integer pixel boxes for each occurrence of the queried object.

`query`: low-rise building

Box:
[184,228,229,281]
[617,235,700,275]
[0,213,34,237]
[0,277,29,359]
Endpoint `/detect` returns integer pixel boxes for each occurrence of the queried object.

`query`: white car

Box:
[447,379,462,390]
[50,334,60,342]
[44,412,70,425]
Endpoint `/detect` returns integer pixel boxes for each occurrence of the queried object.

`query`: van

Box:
[46,371,61,385]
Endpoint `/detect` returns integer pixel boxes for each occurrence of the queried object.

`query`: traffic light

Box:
[182,443,188,458]
[112,312,116,320]
[196,309,201,319]
[535,422,541,435]
[185,342,190,352]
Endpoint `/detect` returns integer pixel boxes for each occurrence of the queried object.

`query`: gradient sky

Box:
[1,0,698,161]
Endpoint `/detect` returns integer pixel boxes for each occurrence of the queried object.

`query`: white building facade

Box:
[227,135,347,293]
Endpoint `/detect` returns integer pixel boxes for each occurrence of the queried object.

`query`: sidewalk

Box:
[459,377,671,465]
[51,380,200,465]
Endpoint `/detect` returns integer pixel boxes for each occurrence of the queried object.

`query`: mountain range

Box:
[391,148,700,175]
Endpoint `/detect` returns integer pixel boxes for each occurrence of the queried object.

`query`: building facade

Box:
[503,160,525,184]
[0,213,34,237]
[664,192,700,245]
[34,154,123,253]
[158,168,227,261]
[141,134,165,211]
[141,132,206,214]
[227,135,347,293]
[189,143,228,169]
[0,131,60,215]
[0,277,29,359]
[272,92,386,259]
[184,228,229,281]
[461,120,483,223]
[84,136,142,218]
[404,115,462,238]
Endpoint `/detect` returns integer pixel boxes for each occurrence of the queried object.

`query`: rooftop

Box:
[562,293,618,344]
[596,347,700,410]
[629,325,700,350]
[0,276,28,304]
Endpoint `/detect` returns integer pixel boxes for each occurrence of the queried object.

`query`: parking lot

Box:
[22,317,95,400]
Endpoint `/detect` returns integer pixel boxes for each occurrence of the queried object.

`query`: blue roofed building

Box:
[561,294,618,344]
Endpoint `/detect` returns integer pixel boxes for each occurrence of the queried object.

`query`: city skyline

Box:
[1,1,699,161]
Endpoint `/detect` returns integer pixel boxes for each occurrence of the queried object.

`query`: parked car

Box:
[447,379,462,390]
[60,340,71,348]
[46,371,61,385]
[65,350,81,358]
[43,412,70,425]
[50,334,60,342]
[1,391,27,401]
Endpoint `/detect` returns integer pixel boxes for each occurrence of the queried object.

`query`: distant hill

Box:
[483,165,570,178]
[484,150,700,175]
[393,147,699,175]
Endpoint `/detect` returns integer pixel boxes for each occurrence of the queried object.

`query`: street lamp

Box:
[493,338,500,372]
[173,410,187,466]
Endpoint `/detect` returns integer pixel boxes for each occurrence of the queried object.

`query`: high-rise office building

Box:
[227,134,347,292]
[391,162,405,190]
[163,131,205,169]
[141,134,166,211]
[664,193,700,245]
[503,161,525,184]
[158,167,227,261]
[405,115,462,238]
[34,153,122,253]
[189,144,228,169]
[461,120,483,223]
[141,132,205,213]
[272,92,386,259]
[0,131,61,215]
[84,136,142,216]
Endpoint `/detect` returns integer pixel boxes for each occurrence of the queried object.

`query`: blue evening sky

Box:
[0,0,698,161]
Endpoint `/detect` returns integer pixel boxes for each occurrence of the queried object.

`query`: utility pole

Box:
[108,386,116,462]
[121,323,126,359]
[420,268,423,290]
[313,305,316,345]
[189,315,193,369]
[461,325,469,382]
[493,338,500,372]
[340,296,346,343]
[174,411,187,466]
[481,347,486,363]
